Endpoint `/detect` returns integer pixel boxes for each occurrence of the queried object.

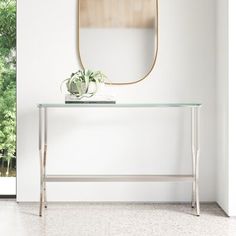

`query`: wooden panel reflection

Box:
[80,0,156,28]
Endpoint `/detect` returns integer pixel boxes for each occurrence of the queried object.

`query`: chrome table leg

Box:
[39,107,48,216]
[191,107,200,216]
[191,108,196,209]
[43,108,48,209]
[195,107,200,216]
[39,106,43,217]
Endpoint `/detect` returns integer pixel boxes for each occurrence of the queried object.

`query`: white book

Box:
[65,94,116,104]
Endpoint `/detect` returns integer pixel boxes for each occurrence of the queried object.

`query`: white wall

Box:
[216,0,229,214]
[216,0,236,217]
[228,0,236,216]
[17,0,217,202]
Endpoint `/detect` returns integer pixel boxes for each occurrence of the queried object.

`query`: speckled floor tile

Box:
[0,201,235,236]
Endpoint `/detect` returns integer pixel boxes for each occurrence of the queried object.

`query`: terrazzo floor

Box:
[0,200,236,236]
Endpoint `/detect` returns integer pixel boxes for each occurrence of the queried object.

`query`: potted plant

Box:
[61,69,107,99]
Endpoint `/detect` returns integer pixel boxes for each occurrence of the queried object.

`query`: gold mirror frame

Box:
[77,0,159,85]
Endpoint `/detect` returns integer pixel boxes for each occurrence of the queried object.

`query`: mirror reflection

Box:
[79,0,158,85]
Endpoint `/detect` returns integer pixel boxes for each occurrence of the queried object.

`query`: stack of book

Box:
[65,94,116,104]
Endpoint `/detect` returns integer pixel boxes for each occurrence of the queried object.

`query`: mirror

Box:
[78,0,158,85]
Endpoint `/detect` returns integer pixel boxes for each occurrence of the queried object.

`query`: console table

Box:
[38,103,201,216]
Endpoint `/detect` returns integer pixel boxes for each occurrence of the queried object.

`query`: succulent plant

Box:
[61,69,107,98]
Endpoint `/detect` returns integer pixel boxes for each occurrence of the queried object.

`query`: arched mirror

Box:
[78,0,158,85]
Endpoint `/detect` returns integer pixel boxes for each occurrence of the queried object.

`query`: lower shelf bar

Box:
[45,175,194,182]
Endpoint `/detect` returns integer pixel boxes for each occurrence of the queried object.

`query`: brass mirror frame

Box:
[77,0,159,85]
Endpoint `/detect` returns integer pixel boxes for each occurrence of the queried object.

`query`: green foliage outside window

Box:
[0,0,16,177]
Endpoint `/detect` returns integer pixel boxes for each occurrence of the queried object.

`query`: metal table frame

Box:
[38,103,201,216]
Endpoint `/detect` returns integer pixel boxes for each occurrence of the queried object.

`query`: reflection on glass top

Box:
[38,103,202,108]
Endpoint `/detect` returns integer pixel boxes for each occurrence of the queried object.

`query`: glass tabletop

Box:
[38,103,202,108]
